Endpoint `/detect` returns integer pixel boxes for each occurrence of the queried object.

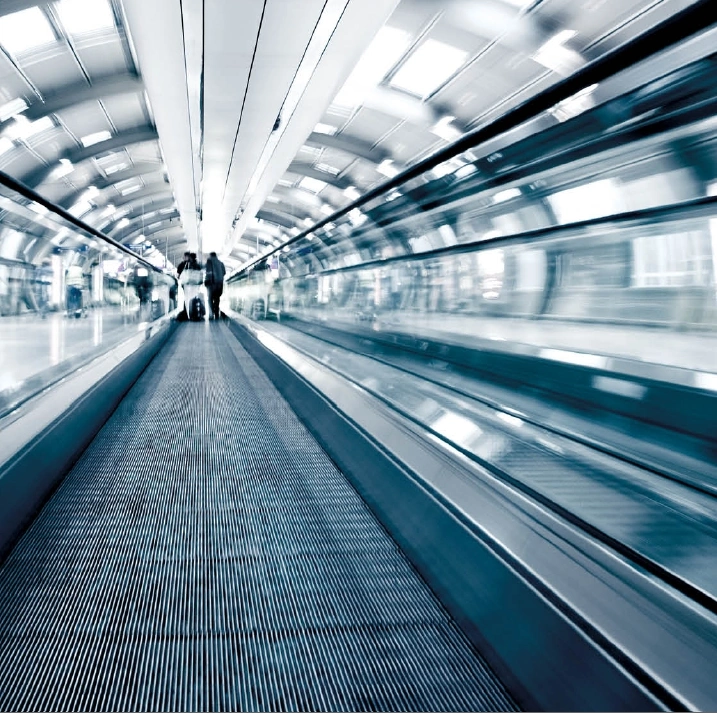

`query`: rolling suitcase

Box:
[189,295,205,321]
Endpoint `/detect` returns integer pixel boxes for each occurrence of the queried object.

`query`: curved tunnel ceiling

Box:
[0,0,704,274]
[0,0,185,269]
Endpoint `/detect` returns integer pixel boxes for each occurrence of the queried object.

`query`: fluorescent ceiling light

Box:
[5,116,54,141]
[266,195,280,203]
[533,29,582,76]
[377,159,398,178]
[131,235,145,245]
[81,130,111,147]
[105,162,129,175]
[299,176,327,193]
[0,137,14,156]
[314,123,337,135]
[390,39,468,98]
[333,25,411,109]
[315,163,339,175]
[278,179,293,187]
[0,8,55,55]
[302,217,314,227]
[343,186,360,200]
[493,187,521,203]
[52,158,74,178]
[431,115,462,142]
[320,204,333,216]
[159,206,176,214]
[68,200,91,217]
[348,208,366,226]
[116,217,130,229]
[55,0,115,34]
[386,189,402,202]
[0,98,28,122]
[120,185,141,196]
[80,187,98,203]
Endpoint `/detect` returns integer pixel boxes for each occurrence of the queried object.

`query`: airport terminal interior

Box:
[0,0,716,709]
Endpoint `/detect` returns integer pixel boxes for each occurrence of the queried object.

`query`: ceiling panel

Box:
[126,141,162,162]
[19,47,86,94]
[379,121,435,164]
[75,35,130,77]
[0,150,44,179]
[56,101,111,138]
[316,147,356,173]
[101,93,147,132]
[343,107,401,146]
[27,127,76,163]
[0,54,33,105]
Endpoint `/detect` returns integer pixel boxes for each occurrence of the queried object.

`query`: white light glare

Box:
[105,162,129,175]
[533,29,583,76]
[314,123,337,135]
[299,176,327,193]
[5,115,54,141]
[52,158,74,178]
[121,185,141,196]
[116,217,130,229]
[68,200,92,217]
[0,98,28,122]
[431,115,462,142]
[320,204,334,216]
[81,130,112,147]
[333,26,411,109]
[343,186,360,201]
[0,137,14,156]
[390,39,468,98]
[0,8,56,55]
[493,187,521,203]
[377,160,398,178]
[55,0,115,35]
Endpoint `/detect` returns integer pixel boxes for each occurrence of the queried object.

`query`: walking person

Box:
[204,251,226,320]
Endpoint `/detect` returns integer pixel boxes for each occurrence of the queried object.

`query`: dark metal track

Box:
[0,323,516,712]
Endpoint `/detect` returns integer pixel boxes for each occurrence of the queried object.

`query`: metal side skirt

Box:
[228,316,694,712]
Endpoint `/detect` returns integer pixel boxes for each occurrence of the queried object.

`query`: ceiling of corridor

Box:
[0,0,700,270]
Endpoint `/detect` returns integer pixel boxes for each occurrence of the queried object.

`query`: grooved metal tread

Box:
[0,323,516,712]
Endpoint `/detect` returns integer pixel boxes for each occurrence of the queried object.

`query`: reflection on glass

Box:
[0,180,177,416]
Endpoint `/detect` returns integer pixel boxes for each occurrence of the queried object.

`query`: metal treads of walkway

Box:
[0,323,516,712]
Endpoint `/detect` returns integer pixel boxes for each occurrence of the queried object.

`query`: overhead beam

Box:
[107,185,173,212]
[102,197,176,225]
[6,75,145,128]
[60,162,166,209]
[286,162,353,190]
[256,209,302,230]
[122,225,184,248]
[305,132,390,163]
[115,213,181,243]
[26,126,159,187]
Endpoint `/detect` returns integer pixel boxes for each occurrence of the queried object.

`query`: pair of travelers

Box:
[178,252,201,275]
